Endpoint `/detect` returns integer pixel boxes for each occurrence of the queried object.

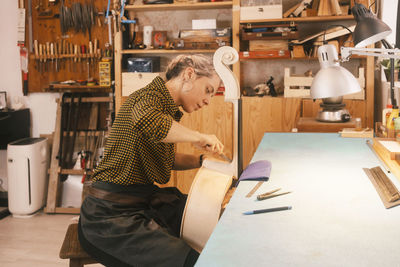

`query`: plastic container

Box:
[382,104,393,127]
[355,118,362,131]
[387,108,399,130]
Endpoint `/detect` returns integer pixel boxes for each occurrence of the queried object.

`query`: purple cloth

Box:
[239,160,271,181]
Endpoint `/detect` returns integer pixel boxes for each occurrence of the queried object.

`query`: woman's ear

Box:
[183,67,195,81]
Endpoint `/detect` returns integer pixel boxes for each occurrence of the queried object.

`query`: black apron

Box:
[78,181,196,267]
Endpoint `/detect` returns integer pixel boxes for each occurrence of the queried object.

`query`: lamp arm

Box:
[340,47,400,61]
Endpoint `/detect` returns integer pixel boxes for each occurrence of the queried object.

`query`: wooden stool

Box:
[59,223,98,267]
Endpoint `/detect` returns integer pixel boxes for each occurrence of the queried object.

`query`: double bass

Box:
[180,46,240,252]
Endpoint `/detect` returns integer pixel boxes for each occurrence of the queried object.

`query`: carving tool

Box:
[34,40,39,71]
[257,190,291,201]
[54,42,58,72]
[245,181,264,198]
[50,42,54,72]
[45,42,49,72]
[243,206,292,215]
[39,43,43,73]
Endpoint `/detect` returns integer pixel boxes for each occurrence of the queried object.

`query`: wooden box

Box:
[122,72,161,96]
[284,67,365,99]
[240,0,282,21]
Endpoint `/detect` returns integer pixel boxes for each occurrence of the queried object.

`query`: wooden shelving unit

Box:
[113,0,378,191]
[120,49,216,54]
[125,2,233,11]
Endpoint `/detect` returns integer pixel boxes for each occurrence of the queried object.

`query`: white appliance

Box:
[7,138,49,217]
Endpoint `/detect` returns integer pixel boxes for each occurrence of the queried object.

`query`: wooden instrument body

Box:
[180,167,233,252]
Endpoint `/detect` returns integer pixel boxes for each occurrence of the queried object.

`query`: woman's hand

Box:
[194,133,224,155]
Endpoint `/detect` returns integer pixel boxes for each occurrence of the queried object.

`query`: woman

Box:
[78,54,225,267]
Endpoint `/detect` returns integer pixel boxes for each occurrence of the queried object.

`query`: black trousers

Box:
[78,181,199,267]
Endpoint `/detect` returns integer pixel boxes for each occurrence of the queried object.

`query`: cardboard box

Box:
[99,60,111,86]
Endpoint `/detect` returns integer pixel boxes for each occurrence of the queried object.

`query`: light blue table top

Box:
[196,133,400,267]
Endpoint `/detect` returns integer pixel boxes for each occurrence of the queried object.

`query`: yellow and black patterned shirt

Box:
[92,76,183,185]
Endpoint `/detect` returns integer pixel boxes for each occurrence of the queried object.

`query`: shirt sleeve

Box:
[131,94,173,142]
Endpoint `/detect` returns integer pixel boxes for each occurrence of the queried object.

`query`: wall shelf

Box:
[121,49,216,54]
[240,15,354,24]
[125,2,233,11]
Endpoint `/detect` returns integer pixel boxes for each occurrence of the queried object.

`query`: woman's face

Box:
[180,73,221,113]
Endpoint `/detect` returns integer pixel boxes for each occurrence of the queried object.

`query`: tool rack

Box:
[24,0,111,93]
[45,87,112,214]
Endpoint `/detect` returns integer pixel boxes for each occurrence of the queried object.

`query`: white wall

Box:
[0,0,59,191]
[382,0,398,46]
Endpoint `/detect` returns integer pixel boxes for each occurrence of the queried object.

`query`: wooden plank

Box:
[365,50,375,129]
[283,2,302,18]
[45,99,63,213]
[372,138,400,183]
[114,31,123,113]
[62,97,112,103]
[88,103,99,130]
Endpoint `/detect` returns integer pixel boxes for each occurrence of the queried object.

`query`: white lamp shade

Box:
[311,44,361,99]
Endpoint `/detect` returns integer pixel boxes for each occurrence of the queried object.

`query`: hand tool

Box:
[219,153,232,163]
[50,42,54,72]
[34,40,39,71]
[88,41,93,78]
[57,40,62,71]
[54,42,58,72]
[94,39,98,74]
[43,42,47,72]
[62,39,66,70]
[80,45,86,73]
[243,206,292,215]
[245,181,264,198]
[27,0,33,52]
[74,44,78,72]
[45,42,50,72]
[39,43,43,73]
[257,189,291,201]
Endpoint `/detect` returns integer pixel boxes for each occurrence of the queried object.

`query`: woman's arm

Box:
[161,121,224,154]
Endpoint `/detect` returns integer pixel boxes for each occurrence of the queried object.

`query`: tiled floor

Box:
[0,210,103,267]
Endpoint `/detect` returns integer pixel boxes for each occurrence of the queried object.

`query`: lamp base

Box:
[316,109,351,122]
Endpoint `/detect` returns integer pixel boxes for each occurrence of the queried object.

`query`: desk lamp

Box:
[341,2,400,108]
[310,44,361,122]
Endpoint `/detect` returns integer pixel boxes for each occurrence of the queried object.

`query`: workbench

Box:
[196,133,400,266]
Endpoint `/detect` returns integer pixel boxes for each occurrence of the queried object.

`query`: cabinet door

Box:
[242,96,302,169]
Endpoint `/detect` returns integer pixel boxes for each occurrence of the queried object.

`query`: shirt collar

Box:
[152,76,183,121]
